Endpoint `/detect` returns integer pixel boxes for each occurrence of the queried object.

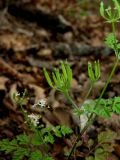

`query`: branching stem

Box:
[67,56,119,160]
[64,90,78,108]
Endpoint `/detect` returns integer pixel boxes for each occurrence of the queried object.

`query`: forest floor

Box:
[0,0,120,160]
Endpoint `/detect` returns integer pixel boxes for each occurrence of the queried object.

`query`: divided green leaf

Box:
[98,130,116,143]
[29,151,42,160]
[0,139,18,154]
[12,147,30,160]
[16,134,30,145]
[94,148,110,160]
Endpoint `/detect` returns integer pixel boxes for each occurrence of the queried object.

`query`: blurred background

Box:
[0,0,120,160]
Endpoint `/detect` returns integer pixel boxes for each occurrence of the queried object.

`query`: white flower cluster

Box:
[32,99,46,108]
[27,99,47,126]
[28,113,40,126]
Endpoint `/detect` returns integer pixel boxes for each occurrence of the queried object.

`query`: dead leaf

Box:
[29,84,45,101]
[0,76,9,90]
[53,107,71,127]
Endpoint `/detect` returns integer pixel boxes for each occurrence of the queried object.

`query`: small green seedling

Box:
[88,60,101,84]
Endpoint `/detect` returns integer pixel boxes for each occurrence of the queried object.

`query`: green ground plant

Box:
[0,125,72,160]
[86,130,117,160]
[0,0,120,160]
[44,0,120,159]
[0,91,73,160]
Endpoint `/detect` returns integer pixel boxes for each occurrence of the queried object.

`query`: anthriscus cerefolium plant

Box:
[0,1,120,160]
[0,91,73,160]
[44,0,120,159]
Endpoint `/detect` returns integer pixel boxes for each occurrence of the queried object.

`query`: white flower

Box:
[32,99,46,108]
[37,99,46,108]
[28,113,40,126]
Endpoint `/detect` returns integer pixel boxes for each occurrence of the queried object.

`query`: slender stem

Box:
[84,84,93,101]
[68,22,119,160]
[67,58,119,160]
[67,85,92,159]
[95,59,118,105]
[79,84,93,131]
[67,136,80,160]
[67,85,93,160]
[112,22,116,39]
[20,105,30,126]
[64,84,93,109]
[112,22,119,59]
[64,90,78,108]
[86,143,101,157]
[81,22,118,134]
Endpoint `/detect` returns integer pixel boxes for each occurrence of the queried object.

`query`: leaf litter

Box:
[0,0,120,159]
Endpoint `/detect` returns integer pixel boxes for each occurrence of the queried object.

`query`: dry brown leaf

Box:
[114,144,120,158]
[29,84,45,102]
[9,83,18,109]
[37,48,52,57]
[20,73,36,84]
[53,107,71,127]
[0,76,9,90]
[0,33,31,51]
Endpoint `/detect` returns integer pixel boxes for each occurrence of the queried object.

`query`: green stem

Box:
[86,142,102,157]
[67,59,119,160]
[112,22,116,39]
[67,85,93,160]
[112,22,119,58]
[20,105,30,126]
[64,90,78,108]
[64,84,93,109]
[84,22,118,130]
[84,84,93,101]
[95,59,118,106]
[68,21,119,160]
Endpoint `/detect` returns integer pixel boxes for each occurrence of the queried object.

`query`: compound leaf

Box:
[98,130,116,143]
[12,147,29,160]
[17,134,30,145]
[29,151,42,160]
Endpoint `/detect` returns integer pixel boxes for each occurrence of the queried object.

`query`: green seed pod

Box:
[88,62,95,83]
[52,71,59,87]
[113,0,120,17]
[88,61,101,83]
[100,0,120,23]
[105,6,112,18]
[61,61,67,81]
[43,68,54,88]
[100,1,105,18]
[65,62,72,88]
[54,68,62,85]
[43,61,73,93]
[94,60,101,80]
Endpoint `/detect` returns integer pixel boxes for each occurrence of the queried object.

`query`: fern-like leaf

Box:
[12,147,30,160]
[16,134,30,145]
[29,151,42,160]
[0,139,18,154]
